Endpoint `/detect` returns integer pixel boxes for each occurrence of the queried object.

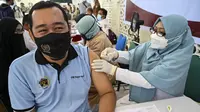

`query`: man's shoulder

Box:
[71,43,88,55]
[71,43,98,61]
[10,51,36,69]
[95,32,108,40]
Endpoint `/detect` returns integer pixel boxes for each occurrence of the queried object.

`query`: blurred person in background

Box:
[0,0,15,19]
[22,14,37,51]
[86,7,93,15]
[86,7,98,21]
[78,0,91,14]
[97,8,109,35]
[75,13,86,23]
[0,17,26,112]
[69,3,79,20]
[92,0,100,17]
[20,2,27,16]
[13,4,23,19]
[76,15,112,56]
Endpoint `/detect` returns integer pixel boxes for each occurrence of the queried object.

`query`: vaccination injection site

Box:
[0,0,200,112]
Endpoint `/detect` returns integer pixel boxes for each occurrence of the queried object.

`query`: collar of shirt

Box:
[35,45,78,70]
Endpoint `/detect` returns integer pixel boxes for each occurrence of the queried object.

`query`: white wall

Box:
[100,0,150,43]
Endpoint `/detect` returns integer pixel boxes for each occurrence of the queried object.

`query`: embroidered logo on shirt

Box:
[39,76,50,89]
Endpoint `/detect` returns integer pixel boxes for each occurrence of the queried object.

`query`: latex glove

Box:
[100,48,119,62]
[91,59,118,76]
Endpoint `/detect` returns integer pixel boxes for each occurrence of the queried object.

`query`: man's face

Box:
[86,10,92,15]
[31,7,69,38]
[98,10,105,19]
[8,0,14,5]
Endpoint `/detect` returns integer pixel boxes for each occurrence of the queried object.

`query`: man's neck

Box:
[43,52,68,66]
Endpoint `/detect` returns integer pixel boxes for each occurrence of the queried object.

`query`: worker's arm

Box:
[92,59,154,89]
[116,68,155,89]
[115,51,130,64]
[89,50,116,112]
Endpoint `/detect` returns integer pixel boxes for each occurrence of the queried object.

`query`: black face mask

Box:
[34,32,71,60]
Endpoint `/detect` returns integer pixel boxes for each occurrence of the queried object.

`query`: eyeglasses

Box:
[150,27,166,37]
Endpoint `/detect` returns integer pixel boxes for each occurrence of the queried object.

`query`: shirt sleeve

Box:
[115,51,130,64]
[8,66,35,111]
[88,39,105,56]
[116,68,155,89]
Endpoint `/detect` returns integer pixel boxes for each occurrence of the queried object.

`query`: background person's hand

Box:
[91,59,118,76]
[100,48,119,61]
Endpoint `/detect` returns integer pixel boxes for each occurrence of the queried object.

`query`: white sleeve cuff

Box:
[115,51,129,64]
[116,68,155,89]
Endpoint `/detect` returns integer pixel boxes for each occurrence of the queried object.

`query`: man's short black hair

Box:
[87,8,93,13]
[22,14,29,26]
[28,1,69,29]
[99,8,107,18]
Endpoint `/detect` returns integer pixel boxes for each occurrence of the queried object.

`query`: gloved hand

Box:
[100,48,119,61]
[91,59,118,76]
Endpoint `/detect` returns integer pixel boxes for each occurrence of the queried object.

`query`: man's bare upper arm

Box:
[89,50,115,96]
[89,39,105,56]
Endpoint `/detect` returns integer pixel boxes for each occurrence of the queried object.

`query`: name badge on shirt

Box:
[71,75,84,79]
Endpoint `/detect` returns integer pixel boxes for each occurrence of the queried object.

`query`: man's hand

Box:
[89,50,116,112]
